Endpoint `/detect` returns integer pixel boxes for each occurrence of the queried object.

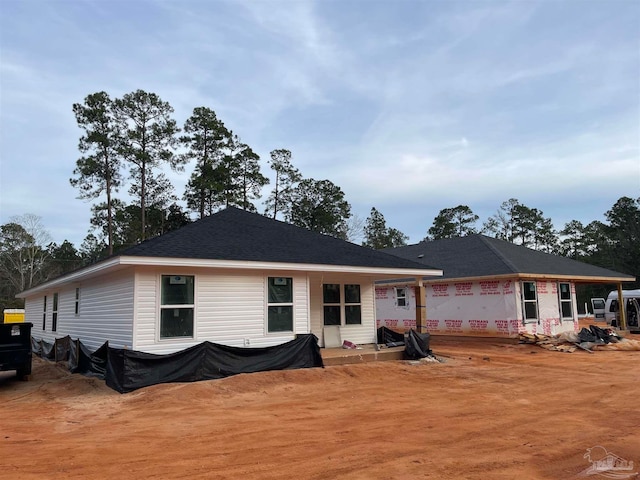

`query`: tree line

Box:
[69,90,358,255]
[1,89,638,311]
[417,197,640,303]
[422,197,639,279]
[2,195,637,312]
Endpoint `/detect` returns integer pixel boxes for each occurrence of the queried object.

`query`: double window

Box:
[160,275,195,339]
[267,277,294,332]
[558,282,573,320]
[323,284,362,326]
[521,281,538,323]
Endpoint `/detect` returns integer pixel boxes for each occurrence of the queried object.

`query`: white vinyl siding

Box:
[25,270,134,351]
[294,276,310,335]
[24,264,380,355]
[133,272,159,348]
[133,268,310,354]
[25,296,45,331]
[197,273,265,345]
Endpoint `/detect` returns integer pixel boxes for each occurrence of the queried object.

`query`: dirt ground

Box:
[1,328,639,479]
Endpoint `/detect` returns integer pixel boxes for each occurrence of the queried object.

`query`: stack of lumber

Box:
[519,333,578,353]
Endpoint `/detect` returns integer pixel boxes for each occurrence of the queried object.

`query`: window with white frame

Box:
[558,282,573,320]
[323,284,341,326]
[521,281,538,323]
[323,284,362,326]
[160,275,195,339]
[52,293,59,332]
[396,287,407,307]
[344,284,362,325]
[267,277,293,332]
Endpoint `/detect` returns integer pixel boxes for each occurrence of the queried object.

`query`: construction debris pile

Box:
[519,325,640,353]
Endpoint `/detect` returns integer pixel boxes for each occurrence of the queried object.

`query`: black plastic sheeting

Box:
[377,327,433,358]
[32,336,57,361]
[107,335,323,393]
[32,334,323,393]
[71,341,109,378]
[577,325,619,344]
[376,326,405,346]
[404,329,432,359]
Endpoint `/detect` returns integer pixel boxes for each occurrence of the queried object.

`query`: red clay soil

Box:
[1,334,639,480]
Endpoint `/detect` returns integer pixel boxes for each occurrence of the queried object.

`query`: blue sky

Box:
[1,0,638,248]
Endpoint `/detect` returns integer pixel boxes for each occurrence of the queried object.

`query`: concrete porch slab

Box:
[320,344,405,366]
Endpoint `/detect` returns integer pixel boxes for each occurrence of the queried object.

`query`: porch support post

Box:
[617,283,627,330]
[414,279,427,332]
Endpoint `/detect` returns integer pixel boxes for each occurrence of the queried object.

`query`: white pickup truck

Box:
[591,290,640,332]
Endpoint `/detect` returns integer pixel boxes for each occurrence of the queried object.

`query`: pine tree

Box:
[70,91,122,255]
[114,90,181,240]
[181,107,231,218]
[264,149,301,220]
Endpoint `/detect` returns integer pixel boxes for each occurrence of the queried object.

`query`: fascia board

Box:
[510,273,636,283]
[118,256,443,278]
[377,272,635,285]
[16,257,123,298]
[17,256,442,298]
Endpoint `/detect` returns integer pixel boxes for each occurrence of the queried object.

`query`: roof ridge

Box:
[477,235,519,274]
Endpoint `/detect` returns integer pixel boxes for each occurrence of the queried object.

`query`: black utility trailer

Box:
[0,322,33,380]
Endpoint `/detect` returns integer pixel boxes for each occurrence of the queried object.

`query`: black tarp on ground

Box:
[32,334,323,393]
[577,325,619,344]
[376,326,405,346]
[404,329,432,359]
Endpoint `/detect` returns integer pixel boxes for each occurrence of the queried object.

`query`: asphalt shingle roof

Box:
[120,207,437,270]
[382,234,634,281]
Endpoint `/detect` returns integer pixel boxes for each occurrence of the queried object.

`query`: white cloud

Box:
[0,0,638,248]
